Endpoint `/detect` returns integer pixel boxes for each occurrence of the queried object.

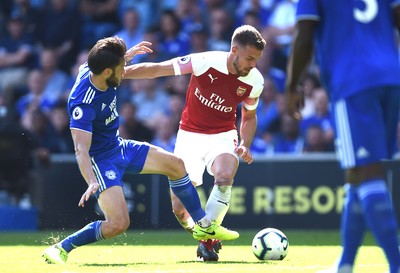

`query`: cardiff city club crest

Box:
[236,86,246,96]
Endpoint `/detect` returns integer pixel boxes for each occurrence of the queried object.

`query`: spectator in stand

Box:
[174,0,203,34]
[235,0,279,29]
[20,107,59,153]
[164,73,190,97]
[0,92,49,206]
[36,0,81,72]
[298,72,321,119]
[241,10,263,31]
[9,0,41,37]
[38,47,70,105]
[163,75,188,129]
[199,0,237,26]
[0,13,34,97]
[189,24,209,53]
[273,113,304,153]
[118,101,154,142]
[48,103,75,154]
[114,8,143,54]
[151,115,177,153]
[0,1,13,36]
[67,49,90,91]
[207,8,234,51]
[303,124,334,153]
[300,87,334,148]
[166,93,185,132]
[118,0,157,33]
[15,69,54,117]
[139,26,170,62]
[262,0,297,72]
[159,0,179,11]
[129,78,170,129]
[249,85,280,157]
[79,0,121,49]
[158,9,191,59]
[255,76,279,138]
[264,92,287,139]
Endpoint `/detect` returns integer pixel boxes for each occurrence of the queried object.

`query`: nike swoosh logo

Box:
[217,200,229,206]
[201,231,216,235]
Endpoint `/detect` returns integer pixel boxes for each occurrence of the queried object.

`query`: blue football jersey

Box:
[68,63,120,157]
[296,0,400,102]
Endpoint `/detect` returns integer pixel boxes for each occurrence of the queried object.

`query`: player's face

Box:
[232,45,262,77]
[106,61,125,88]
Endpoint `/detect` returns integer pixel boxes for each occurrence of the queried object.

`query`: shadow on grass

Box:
[81,262,157,267]
[82,260,269,267]
[178,260,267,264]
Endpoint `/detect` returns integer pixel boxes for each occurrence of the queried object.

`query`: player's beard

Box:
[233,56,251,77]
[106,71,121,88]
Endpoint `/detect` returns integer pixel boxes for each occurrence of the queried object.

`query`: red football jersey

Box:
[176,51,264,134]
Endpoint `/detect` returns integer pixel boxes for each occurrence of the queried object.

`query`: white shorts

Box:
[174,129,239,186]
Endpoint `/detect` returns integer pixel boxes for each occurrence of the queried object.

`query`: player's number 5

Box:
[354,0,378,23]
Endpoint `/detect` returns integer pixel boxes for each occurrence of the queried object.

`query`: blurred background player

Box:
[124,25,266,261]
[285,1,400,272]
[42,37,238,264]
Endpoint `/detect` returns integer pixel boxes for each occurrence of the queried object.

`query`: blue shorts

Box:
[332,86,400,169]
[91,138,150,195]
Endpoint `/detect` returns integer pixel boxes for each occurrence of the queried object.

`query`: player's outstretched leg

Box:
[196,239,222,262]
[192,221,239,241]
[42,245,68,264]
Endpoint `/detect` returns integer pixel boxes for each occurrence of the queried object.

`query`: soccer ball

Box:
[252,227,289,260]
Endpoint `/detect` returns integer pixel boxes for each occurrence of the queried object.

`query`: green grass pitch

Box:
[0,230,388,273]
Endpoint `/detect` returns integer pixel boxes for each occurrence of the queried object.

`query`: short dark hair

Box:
[231,25,266,51]
[87,36,127,75]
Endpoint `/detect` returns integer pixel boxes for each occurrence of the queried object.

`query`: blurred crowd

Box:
[0,0,341,205]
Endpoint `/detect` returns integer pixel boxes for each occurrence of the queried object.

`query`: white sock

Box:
[196,217,211,228]
[205,185,232,225]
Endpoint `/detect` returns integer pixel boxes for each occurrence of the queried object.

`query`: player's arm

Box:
[124,60,176,79]
[236,97,258,164]
[124,56,194,79]
[285,19,316,120]
[0,47,31,67]
[71,128,99,207]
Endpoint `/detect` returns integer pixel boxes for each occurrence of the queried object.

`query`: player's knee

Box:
[109,217,130,236]
[214,177,233,187]
[168,156,186,178]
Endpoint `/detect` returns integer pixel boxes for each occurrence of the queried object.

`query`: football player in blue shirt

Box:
[42,36,239,264]
[285,1,400,273]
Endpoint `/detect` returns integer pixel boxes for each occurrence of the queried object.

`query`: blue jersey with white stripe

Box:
[296,0,400,102]
[68,63,120,157]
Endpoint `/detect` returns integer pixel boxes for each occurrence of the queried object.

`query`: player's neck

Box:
[90,73,108,91]
[226,53,237,75]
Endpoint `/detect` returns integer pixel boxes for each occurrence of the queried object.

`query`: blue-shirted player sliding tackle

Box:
[285,1,400,273]
[42,37,239,264]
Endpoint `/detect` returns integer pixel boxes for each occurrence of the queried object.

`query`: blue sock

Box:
[169,174,206,222]
[338,184,366,267]
[59,220,104,253]
[357,180,400,273]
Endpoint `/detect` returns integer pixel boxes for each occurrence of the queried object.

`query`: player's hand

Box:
[78,183,99,207]
[235,141,254,164]
[124,41,153,63]
[285,87,304,120]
